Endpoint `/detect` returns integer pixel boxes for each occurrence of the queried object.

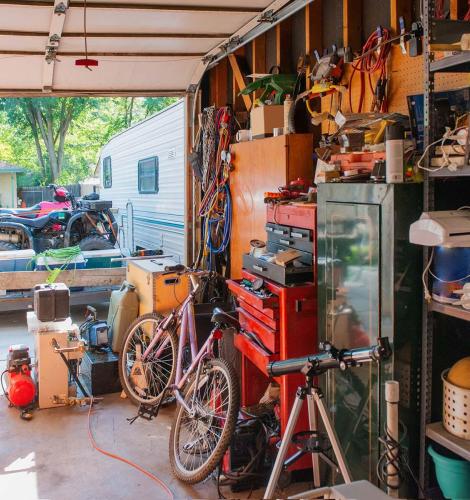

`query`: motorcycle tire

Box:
[0,241,19,251]
[78,235,115,251]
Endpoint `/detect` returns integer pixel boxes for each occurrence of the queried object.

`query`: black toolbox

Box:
[33,283,70,321]
[80,348,121,395]
[80,199,112,211]
[266,222,314,254]
[242,253,313,285]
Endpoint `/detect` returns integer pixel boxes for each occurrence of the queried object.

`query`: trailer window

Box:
[138,156,159,194]
[103,156,112,188]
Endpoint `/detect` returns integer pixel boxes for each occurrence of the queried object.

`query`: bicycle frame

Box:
[140,278,223,414]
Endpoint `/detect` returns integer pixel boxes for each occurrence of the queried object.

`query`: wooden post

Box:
[450,0,467,19]
[209,58,228,107]
[228,53,252,111]
[276,17,293,73]
[390,0,412,35]
[305,1,322,90]
[343,0,362,51]
[252,34,267,104]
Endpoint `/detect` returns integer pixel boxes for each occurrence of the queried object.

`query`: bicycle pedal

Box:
[136,402,161,421]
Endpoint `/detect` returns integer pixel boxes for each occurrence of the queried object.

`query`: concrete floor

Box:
[0,307,309,500]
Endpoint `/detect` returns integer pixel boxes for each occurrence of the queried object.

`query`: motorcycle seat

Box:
[0,207,40,219]
[4,214,51,229]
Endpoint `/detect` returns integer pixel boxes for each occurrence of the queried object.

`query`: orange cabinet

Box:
[229,134,314,278]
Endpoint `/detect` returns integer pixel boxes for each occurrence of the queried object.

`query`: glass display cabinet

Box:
[317,183,423,496]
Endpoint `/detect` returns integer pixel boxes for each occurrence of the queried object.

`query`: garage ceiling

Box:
[0,0,299,96]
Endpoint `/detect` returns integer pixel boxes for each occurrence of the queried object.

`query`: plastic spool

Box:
[442,369,470,440]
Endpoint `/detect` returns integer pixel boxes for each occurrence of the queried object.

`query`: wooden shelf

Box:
[431,300,470,321]
[431,52,470,73]
[426,422,470,461]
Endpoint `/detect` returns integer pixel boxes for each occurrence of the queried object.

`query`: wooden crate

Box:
[126,258,190,315]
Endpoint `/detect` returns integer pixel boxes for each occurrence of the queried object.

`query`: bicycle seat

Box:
[211,308,240,330]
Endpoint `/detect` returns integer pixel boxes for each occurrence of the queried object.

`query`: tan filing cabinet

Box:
[126,258,190,315]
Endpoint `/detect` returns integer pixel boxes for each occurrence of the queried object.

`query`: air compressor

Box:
[3,344,36,419]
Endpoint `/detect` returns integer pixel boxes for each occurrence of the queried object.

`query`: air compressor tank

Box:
[108,281,139,352]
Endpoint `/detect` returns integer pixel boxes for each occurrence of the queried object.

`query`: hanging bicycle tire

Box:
[118,313,178,406]
[169,357,239,484]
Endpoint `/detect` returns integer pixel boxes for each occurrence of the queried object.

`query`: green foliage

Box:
[0,96,178,185]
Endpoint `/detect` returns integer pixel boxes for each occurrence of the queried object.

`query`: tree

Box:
[0,97,93,182]
[0,96,178,185]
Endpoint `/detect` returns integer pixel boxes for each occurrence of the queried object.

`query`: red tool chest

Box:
[228,203,318,472]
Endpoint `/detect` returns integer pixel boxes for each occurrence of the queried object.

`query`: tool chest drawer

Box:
[242,253,313,286]
[237,307,279,354]
[234,331,279,376]
[265,222,290,238]
[238,297,278,330]
[266,203,316,231]
[227,279,279,313]
[266,223,314,254]
[267,242,313,266]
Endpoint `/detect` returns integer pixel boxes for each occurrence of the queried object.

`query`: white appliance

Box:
[409,210,470,247]
[27,312,81,409]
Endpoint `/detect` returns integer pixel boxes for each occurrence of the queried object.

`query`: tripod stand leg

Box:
[307,393,321,488]
[313,390,353,484]
[265,391,305,499]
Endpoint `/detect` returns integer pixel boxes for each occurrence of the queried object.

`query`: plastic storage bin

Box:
[428,445,470,500]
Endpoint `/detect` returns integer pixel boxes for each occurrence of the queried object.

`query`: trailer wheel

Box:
[78,235,115,251]
[0,241,19,251]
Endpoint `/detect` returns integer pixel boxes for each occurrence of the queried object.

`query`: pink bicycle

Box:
[119,271,240,484]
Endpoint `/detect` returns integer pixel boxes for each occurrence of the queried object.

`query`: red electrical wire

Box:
[87,398,174,500]
[464,0,470,20]
[435,0,446,19]
[349,27,392,114]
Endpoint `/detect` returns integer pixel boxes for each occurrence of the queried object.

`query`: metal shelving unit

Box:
[431,300,470,321]
[419,1,470,494]
[426,423,470,461]
[430,52,470,73]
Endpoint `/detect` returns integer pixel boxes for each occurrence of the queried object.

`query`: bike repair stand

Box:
[264,362,352,499]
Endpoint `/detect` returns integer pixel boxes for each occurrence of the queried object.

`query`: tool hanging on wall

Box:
[287,46,348,132]
[194,106,237,273]
[349,26,392,113]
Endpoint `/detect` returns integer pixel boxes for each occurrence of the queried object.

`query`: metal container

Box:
[317,183,423,496]
[442,369,470,440]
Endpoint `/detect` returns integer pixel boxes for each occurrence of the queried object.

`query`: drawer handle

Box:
[273,229,287,235]
[253,264,267,272]
[164,277,180,285]
[291,232,305,239]
[279,239,292,246]
[265,226,273,232]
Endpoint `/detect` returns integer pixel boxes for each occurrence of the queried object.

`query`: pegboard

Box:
[321,46,470,125]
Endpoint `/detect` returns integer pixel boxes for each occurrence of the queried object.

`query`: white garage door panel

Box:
[58,37,222,54]
[62,11,255,34]
[82,0,270,7]
[52,57,199,91]
[0,56,43,89]
[0,0,288,94]
[0,6,52,31]
[0,36,47,52]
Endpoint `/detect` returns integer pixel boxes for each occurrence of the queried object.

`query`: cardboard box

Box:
[250,105,284,139]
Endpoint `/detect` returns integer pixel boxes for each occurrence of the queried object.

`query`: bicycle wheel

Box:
[119,313,178,406]
[169,357,239,484]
